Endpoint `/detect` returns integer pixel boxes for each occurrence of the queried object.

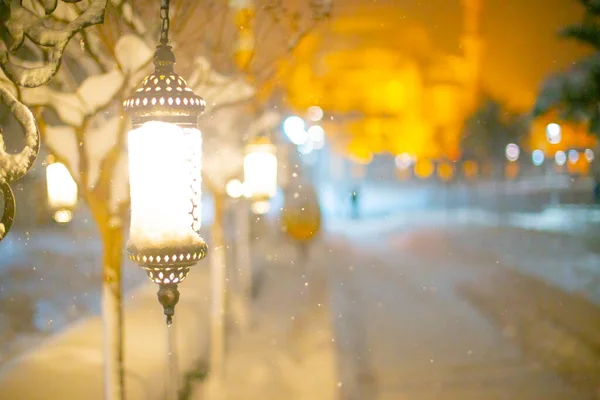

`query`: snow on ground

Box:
[0,195,221,367]
[327,203,600,307]
[194,237,338,400]
[325,226,590,399]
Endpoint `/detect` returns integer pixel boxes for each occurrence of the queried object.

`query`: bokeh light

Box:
[308,125,325,146]
[568,149,579,164]
[283,116,308,145]
[546,123,561,144]
[307,106,324,122]
[462,160,479,179]
[505,143,520,161]
[585,148,595,162]
[532,149,545,166]
[395,153,413,170]
[555,150,567,166]
[414,159,434,178]
[226,179,244,199]
[437,163,454,182]
[298,140,314,155]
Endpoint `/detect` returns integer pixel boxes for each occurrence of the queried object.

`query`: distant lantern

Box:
[244,136,278,214]
[46,160,77,223]
[123,0,207,324]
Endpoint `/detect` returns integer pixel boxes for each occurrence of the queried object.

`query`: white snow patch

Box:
[115,34,153,74]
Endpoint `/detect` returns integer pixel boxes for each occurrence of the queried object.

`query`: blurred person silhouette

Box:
[350,188,359,219]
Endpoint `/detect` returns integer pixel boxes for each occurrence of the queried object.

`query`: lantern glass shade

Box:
[46,162,77,223]
[127,121,205,267]
[244,139,277,201]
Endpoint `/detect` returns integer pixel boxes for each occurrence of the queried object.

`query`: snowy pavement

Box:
[323,212,600,399]
[193,238,339,400]
[0,217,144,366]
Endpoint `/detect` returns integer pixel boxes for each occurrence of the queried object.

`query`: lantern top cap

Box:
[123,45,205,124]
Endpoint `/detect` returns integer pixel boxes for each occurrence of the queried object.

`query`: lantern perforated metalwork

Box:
[123,0,207,324]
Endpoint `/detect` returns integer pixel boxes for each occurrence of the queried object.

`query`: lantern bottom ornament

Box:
[128,241,207,324]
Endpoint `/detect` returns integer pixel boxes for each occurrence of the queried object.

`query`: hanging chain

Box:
[160,0,170,45]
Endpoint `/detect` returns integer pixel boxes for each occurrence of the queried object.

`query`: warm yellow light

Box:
[251,200,270,215]
[462,160,479,179]
[414,159,434,179]
[437,163,454,182]
[53,210,73,224]
[127,121,204,252]
[226,179,244,199]
[244,139,277,201]
[46,162,77,217]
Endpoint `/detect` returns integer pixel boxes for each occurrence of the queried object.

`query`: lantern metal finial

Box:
[158,283,180,325]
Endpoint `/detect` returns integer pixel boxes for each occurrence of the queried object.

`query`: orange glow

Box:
[437,162,455,182]
[462,160,479,179]
[414,160,434,179]
[528,113,597,154]
[505,162,520,180]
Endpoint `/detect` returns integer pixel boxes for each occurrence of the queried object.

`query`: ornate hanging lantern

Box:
[46,157,78,224]
[244,135,277,214]
[123,0,207,324]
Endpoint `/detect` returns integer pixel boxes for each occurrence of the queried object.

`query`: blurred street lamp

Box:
[283,116,308,145]
[308,125,325,149]
[123,0,207,324]
[244,136,278,214]
[568,149,579,164]
[532,150,545,166]
[546,123,562,144]
[505,143,520,162]
[395,153,413,170]
[555,150,567,166]
[46,159,77,224]
[307,106,324,122]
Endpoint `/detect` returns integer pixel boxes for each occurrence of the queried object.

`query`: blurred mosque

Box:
[283,0,484,163]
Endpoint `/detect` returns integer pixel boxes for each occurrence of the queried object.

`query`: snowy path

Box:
[325,224,594,399]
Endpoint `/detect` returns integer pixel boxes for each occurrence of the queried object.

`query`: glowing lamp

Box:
[244,136,277,214]
[46,161,77,223]
[123,4,207,324]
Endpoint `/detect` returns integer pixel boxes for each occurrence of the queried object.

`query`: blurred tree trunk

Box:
[91,199,125,400]
[232,198,251,331]
[208,189,226,379]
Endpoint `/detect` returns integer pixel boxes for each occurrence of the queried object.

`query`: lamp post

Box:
[46,158,78,224]
[244,136,278,214]
[225,179,252,330]
[123,0,207,325]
